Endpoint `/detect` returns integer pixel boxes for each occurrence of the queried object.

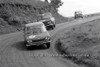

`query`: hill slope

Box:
[0,1,68,35]
[55,19,100,67]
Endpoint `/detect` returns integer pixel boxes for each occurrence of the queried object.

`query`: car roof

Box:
[25,22,44,27]
[75,11,82,13]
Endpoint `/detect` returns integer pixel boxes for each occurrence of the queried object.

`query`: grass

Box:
[55,19,100,67]
[0,2,68,35]
[0,0,48,7]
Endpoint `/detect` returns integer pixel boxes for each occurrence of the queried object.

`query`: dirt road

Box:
[0,16,100,67]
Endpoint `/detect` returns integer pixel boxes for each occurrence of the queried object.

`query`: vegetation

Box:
[0,0,67,35]
[55,19,100,67]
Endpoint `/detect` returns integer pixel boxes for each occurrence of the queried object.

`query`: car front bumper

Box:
[26,40,51,47]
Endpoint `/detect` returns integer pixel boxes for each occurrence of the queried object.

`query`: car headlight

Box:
[27,39,32,42]
[45,37,51,41]
[29,35,36,39]
[26,35,36,39]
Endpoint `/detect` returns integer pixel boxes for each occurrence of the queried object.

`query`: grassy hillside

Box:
[0,1,68,35]
[0,0,48,6]
[55,19,100,67]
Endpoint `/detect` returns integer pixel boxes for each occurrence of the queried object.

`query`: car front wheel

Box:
[44,42,50,49]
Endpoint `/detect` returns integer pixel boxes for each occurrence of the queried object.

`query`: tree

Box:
[51,0,63,8]
[45,0,49,3]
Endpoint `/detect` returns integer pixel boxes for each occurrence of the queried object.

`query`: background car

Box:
[74,11,83,19]
[37,12,56,30]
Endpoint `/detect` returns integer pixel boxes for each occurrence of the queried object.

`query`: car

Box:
[24,22,51,49]
[39,18,55,30]
[37,12,56,30]
[74,11,83,19]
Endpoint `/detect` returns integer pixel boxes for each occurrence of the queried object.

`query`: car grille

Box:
[32,38,45,42]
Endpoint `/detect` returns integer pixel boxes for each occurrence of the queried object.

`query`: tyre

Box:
[81,16,83,18]
[74,16,77,19]
[26,46,31,50]
[44,42,50,49]
[26,43,31,50]
[54,25,56,27]
[51,26,54,30]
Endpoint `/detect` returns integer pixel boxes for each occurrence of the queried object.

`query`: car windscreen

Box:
[75,12,82,14]
[43,20,52,25]
[25,25,46,35]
